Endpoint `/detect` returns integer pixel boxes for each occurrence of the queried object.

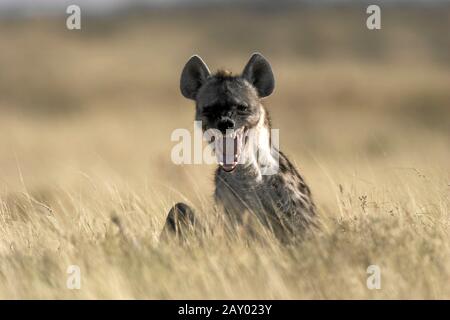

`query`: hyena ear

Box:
[180,55,211,100]
[242,53,275,98]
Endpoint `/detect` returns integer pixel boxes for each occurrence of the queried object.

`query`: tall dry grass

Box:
[0,7,449,298]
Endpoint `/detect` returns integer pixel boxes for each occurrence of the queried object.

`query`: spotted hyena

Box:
[162,53,316,242]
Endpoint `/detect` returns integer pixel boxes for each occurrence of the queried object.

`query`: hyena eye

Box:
[236,104,248,112]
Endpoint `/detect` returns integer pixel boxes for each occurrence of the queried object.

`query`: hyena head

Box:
[180,53,275,173]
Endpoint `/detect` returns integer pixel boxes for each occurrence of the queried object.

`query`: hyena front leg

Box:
[160,202,199,242]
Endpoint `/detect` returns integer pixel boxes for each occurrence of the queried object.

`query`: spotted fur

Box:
[214,103,316,240]
[163,53,316,242]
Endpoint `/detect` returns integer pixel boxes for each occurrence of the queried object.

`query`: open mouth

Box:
[214,126,248,172]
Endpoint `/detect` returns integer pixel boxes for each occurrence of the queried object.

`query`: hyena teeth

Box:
[226,131,236,139]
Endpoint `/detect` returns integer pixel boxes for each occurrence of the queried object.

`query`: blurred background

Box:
[0,0,449,213]
[0,0,449,300]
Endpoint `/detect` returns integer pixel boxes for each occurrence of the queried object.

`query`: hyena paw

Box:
[160,202,198,242]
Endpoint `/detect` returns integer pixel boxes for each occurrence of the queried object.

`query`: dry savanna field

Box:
[0,7,449,299]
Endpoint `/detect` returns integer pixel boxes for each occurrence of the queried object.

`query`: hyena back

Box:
[162,53,316,242]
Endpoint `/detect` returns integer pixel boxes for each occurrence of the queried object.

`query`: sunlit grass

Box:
[0,8,449,299]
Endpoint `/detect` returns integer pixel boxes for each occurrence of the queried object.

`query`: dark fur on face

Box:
[195,70,261,133]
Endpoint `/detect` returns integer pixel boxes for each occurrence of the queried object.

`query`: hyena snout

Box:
[217,117,235,134]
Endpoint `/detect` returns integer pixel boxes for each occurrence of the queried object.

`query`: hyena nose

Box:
[217,118,235,134]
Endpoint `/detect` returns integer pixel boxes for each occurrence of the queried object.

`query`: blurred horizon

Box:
[1,0,450,18]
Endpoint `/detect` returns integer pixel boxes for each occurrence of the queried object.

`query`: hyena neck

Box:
[239,106,279,181]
